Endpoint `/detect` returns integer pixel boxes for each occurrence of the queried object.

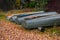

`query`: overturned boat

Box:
[7,11,45,21]
[15,12,58,24]
[21,14,60,31]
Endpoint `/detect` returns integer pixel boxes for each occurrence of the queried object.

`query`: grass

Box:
[50,27,60,36]
[0,15,6,20]
[0,11,7,20]
[45,26,60,36]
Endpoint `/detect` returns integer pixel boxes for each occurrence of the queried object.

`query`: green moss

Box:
[0,15,6,19]
[49,27,60,36]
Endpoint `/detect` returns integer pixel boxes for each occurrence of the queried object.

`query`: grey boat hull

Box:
[7,11,45,21]
[21,14,60,29]
[15,12,58,24]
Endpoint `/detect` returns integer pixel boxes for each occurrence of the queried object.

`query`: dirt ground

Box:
[0,20,60,40]
[0,10,60,40]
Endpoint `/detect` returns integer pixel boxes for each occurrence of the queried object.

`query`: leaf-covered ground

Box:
[0,9,60,40]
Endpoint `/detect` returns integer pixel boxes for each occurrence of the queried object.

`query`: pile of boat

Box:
[7,11,60,31]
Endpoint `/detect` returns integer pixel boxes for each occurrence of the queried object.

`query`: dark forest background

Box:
[0,0,48,11]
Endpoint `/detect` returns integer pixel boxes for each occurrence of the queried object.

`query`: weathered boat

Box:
[21,14,60,31]
[7,11,45,22]
[15,12,58,24]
